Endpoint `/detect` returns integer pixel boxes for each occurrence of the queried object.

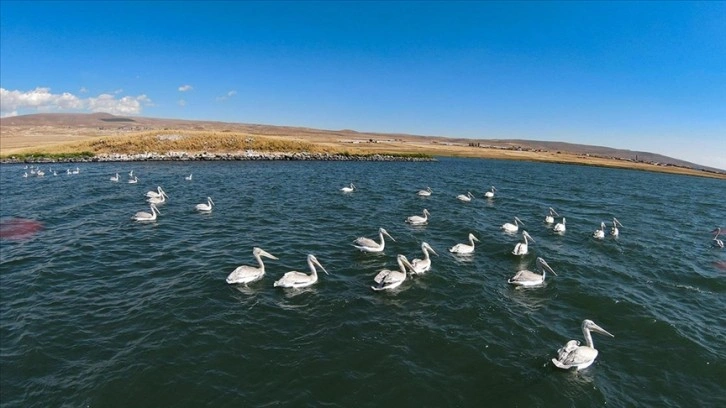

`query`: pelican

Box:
[147,190,168,205]
[554,217,566,233]
[406,209,430,225]
[552,319,614,371]
[273,254,329,288]
[226,247,278,285]
[36,170,45,177]
[449,233,479,254]
[512,231,535,255]
[72,167,80,174]
[501,217,524,233]
[195,197,214,212]
[712,227,724,248]
[53,170,57,176]
[610,218,623,237]
[545,207,559,224]
[110,173,119,182]
[353,227,395,253]
[417,187,432,197]
[128,176,138,184]
[409,242,438,274]
[22,172,28,178]
[593,222,606,239]
[67,169,71,175]
[457,192,474,202]
[146,186,166,199]
[185,173,193,181]
[132,203,161,222]
[371,254,414,291]
[341,183,356,193]
[484,186,497,198]
[508,257,556,287]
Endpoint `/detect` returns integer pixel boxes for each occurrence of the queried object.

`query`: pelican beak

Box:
[592,323,614,338]
[547,264,557,276]
[383,230,396,242]
[261,250,278,260]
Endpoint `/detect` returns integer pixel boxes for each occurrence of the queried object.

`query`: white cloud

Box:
[0,87,152,117]
[216,90,237,102]
[178,99,186,107]
[79,87,88,93]
[178,84,193,92]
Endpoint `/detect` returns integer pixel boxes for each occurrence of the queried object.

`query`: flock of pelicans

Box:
[134,177,622,371]
[19,165,724,372]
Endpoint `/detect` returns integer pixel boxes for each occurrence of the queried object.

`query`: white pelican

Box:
[147,190,168,205]
[554,217,566,233]
[417,187,432,197]
[508,257,556,287]
[610,218,623,237]
[501,216,524,233]
[409,242,438,274]
[133,203,161,222]
[67,169,71,175]
[449,233,479,254]
[552,319,614,371]
[185,173,192,181]
[110,173,119,182]
[128,176,138,184]
[593,222,606,239]
[274,254,329,288]
[36,170,45,177]
[53,170,57,176]
[226,247,278,285]
[512,231,535,255]
[195,197,214,212]
[353,227,395,253]
[371,254,414,291]
[22,172,28,178]
[545,207,559,224]
[457,192,474,202]
[72,167,80,174]
[484,186,497,198]
[406,208,430,225]
[712,227,724,248]
[341,183,356,193]
[145,186,166,199]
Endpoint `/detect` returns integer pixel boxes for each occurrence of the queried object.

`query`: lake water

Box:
[1,158,724,407]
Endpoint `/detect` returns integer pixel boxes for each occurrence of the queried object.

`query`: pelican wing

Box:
[226,266,263,284]
[354,237,377,247]
[553,346,598,369]
[274,271,312,288]
[508,270,540,284]
[410,258,430,273]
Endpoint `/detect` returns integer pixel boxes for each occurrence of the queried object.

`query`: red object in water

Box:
[0,218,44,241]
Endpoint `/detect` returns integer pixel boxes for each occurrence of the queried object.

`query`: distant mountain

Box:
[1,112,721,173]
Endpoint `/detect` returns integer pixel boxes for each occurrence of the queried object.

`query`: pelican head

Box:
[522,231,535,244]
[308,254,329,275]
[253,247,278,261]
[380,228,396,242]
[582,319,614,338]
[536,257,557,276]
[422,242,438,256]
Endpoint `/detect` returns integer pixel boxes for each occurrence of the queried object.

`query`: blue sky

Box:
[1,1,724,169]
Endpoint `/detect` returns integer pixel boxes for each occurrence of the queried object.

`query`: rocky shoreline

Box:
[1,150,436,164]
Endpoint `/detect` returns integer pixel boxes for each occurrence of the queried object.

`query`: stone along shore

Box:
[2,150,436,164]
